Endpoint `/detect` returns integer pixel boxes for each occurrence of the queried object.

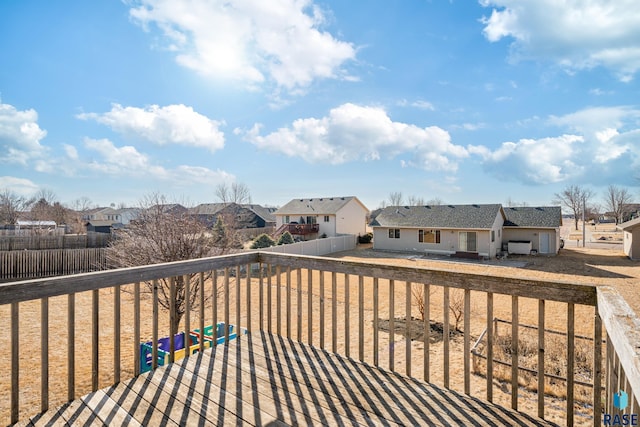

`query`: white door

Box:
[539,233,550,253]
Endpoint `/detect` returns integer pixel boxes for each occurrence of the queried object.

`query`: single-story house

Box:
[190,203,276,229]
[274,196,369,239]
[503,206,563,255]
[370,204,505,258]
[618,217,640,260]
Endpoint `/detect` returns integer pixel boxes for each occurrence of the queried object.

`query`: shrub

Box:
[277,231,295,245]
[250,233,276,249]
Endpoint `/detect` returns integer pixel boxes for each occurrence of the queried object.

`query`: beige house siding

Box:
[624,229,640,260]
[503,228,560,254]
[373,227,493,257]
[335,199,368,236]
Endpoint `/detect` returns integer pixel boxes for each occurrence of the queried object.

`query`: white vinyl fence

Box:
[253,234,356,256]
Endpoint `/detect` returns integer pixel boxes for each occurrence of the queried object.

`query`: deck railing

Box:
[1,251,639,426]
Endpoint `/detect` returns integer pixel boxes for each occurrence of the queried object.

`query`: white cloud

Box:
[477,135,585,184]
[476,106,640,185]
[0,102,48,165]
[128,0,356,92]
[480,1,640,80]
[411,100,435,111]
[0,176,39,195]
[241,103,468,172]
[83,138,232,184]
[77,103,225,152]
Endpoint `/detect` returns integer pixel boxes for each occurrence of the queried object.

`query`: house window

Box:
[491,230,495,243]
[388,228,400,238]
[284,215,290,224]
[306,216,317,224]
[324,216,330,222]
[419,230,440,243]
[459,231,477,252]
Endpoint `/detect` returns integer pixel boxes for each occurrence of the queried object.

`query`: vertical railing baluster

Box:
[406,281,411,376]
[538,299,545,419]
[359,275,364,362]
[114,285,121,384]
[246,264,252,333]
[345,274,350,358]
[286,266,292,338]
[224,268,230,341]
[267,265,272,333]
[212,271,218,345]
[389,279,395,372]
[11,302,19,424]
[308,269,313,345]
[297,269,302,342]
[320,270,325,349]
[424,283,430,383]
[511,295,519,410]
[277,265,282,335]
[199,272,205,350]
[185,275,191,352]
[464,288,470,395]
[169,278,176,363]
[134,282,140,375]
[443,286,450,388]
[152,281,158,370]
[486,292,493,402]
[594,307,602,427]
[236,265,241,335]
[332,271,337,353]
[259,264,264,330]
[567,302,575,427]
[373,277,378,366]
[41,297,49,412]
[92,289,99,392]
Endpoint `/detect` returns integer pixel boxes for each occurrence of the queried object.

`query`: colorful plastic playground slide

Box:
[139,322,247,374]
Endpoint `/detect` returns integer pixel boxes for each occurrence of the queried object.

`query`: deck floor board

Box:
[25,331,558,427]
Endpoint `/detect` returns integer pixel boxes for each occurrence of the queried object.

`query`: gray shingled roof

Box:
[275,196,359,215]
[244,204,277,223]
[371,204,503,229]
[189,203,227,215]
[503,206,562,228]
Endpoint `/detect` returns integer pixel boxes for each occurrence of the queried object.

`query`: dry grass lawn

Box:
[1,244,638,426]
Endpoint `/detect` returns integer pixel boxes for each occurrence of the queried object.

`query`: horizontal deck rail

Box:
[1,251,638,426]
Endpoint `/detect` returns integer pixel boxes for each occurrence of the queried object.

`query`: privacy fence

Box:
[0,248,108,281]
[0,234,111,251]
[253,234,357,256]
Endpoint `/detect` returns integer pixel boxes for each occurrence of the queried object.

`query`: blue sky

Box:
[1,0,640,211]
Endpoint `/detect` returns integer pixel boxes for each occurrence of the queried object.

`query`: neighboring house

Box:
[82,207,111,221]
[619,217,640,260]
[503,206,563,255]
[190,203,276,229]
[274,196,369,239]
[148,204,188,216]
[116,208,141,225]
[370,204,505,258]
[85,220,118,234]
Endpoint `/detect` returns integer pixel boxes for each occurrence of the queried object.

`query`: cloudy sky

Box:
[1,0,640,210]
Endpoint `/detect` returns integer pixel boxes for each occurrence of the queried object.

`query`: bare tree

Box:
[0,189,34,225]
[388,191,404,206]
[426,197,443,206]
[106,194,239,336]
[553,185,595,231]
[505,197,529,207]
[604,185,633,224]
[407,195,425,206]
[215,182,252,204]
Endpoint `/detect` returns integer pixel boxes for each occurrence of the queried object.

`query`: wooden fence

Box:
[0,248,108,281]
[0,233,111,250]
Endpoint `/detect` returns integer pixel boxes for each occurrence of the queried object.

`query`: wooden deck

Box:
[22,332,557,427]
